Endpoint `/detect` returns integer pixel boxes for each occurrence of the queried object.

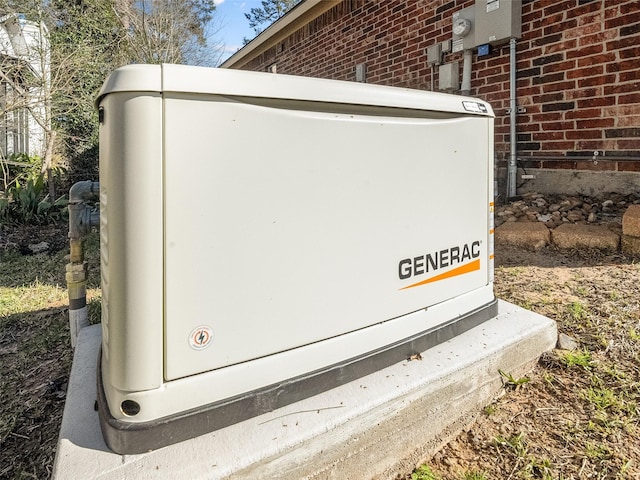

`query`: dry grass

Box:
[0,226,100,480]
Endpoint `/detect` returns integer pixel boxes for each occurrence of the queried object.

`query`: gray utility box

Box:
[475,0,522,46]
[452,0,522,52]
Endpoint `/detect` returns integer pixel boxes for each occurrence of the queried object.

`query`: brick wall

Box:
[239,0,640,178]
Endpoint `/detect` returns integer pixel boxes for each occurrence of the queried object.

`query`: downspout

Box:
[460,49,472,96]
[66,180,100,348]
[508,37,518,198]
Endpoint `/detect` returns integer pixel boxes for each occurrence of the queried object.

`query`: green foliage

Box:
[0,173,67,225]
[495,432,528,458]
[462,471,489,480]
[583,386,624,413]
[244,0,301,35]
[1,153,42,188]
[4,0,222,194]
[14,176,44,220]
[494,432,556,479]
[523,457,553,480]
[411,464,440,480]
[559,349,594,370]
[0,196,8,219]
[48,0,127,159]
[568,301,587,320]
[499,369,531,390]
[483,404,496,416]
[584,442,612,460]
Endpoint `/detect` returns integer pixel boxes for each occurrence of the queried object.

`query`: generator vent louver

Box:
[99,188,109,356]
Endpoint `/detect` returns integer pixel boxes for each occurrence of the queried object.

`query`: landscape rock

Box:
[495,222,550,251]
[494,192,637,238]
[551,224,619,252]
[557,333,579,351]
[548,204,561,212]
[622,205,640,237]
[494,192,640,255]
[621,235,640,256]
[566,211,584,222]
[28,241,50,254]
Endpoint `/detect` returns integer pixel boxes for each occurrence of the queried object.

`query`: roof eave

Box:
[220,0,339,69]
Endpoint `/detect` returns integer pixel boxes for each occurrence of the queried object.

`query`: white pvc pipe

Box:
[461,49,472,96]
[69,306,88,348]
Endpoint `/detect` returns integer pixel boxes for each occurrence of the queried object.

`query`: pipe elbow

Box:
[69,181,100,204]
[68,181,100,240]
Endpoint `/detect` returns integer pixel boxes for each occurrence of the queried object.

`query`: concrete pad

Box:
[622,235,640,256]
[551,223,620,251]
[495,221,550,250]
[622,205,640,237]
[53,302,557,480]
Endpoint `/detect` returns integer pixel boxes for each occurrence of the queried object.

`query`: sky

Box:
[213,0,262,64]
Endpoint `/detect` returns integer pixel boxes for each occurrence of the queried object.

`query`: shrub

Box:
[0,158,67,225]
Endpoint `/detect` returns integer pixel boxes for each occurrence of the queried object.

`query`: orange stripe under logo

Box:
[399,259,481,291]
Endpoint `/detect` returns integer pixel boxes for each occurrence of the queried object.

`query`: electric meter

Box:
[452,6,476,52]
[453,18,472,37]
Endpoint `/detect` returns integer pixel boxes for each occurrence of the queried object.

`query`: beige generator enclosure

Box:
[95,64,497,454]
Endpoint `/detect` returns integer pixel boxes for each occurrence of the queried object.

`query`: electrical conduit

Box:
[508,38,518,198]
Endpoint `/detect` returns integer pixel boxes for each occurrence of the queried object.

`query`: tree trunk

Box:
[42,130,57,200]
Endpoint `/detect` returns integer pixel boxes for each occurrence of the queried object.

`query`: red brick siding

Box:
[239,0,640,171]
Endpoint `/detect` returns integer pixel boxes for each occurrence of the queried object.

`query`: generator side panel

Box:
[163,95,492,381]
[98,91,164,394]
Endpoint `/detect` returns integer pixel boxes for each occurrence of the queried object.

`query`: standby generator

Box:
[95,64,497,454]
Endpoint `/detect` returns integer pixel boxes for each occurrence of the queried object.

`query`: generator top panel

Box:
[97,64,494,116]
[96,64,496,453]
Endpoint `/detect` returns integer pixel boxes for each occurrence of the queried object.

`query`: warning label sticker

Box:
[189,326,214,350]
[462,101,489,114]
[487,0,500,13]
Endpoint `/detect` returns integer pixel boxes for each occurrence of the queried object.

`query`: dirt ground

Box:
[1,218,640,479]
